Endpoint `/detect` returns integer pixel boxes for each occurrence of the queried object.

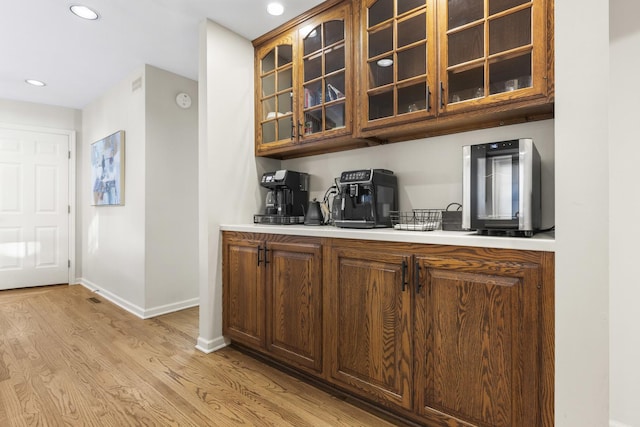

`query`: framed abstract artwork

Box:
[91,130,125,206]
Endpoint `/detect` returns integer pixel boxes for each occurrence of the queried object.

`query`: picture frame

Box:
[91,130,125,206]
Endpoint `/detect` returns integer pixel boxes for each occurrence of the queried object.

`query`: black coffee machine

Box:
[254,170,309,225]
[333,169,398,228]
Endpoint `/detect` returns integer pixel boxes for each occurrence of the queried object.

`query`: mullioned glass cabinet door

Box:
[440,0,548,110]
[257,39,295,146]
[256,3,353,154]
[361,0,437,126]
[298,4,352,141]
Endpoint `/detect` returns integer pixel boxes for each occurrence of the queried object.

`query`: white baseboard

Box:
[78,278,199,319]
[143,298,199,318]
[79,278,146,318]
[196,336,228,353]
[610,421,633,427]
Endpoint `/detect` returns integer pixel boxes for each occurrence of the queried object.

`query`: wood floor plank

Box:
[0,385,29,427]
[0,285,396,426]
[27,296,203,426]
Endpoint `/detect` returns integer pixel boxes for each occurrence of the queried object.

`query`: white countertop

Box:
[219,224,555,252]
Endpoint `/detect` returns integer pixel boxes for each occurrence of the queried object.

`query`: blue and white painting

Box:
[91,131,124,206]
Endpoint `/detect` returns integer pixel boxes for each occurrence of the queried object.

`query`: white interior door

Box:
[0,127,70,290]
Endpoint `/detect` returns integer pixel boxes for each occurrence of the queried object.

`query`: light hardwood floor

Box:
[0,285,397,426]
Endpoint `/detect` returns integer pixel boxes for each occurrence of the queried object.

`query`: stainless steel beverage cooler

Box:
[462,139,541,237]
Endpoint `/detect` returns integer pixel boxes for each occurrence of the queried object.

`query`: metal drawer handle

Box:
[401,260,408,292]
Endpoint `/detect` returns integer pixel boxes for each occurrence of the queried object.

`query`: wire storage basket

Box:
[390,209,443,231]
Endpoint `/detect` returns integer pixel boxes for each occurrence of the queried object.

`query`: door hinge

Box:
[68,260,71,268]
[68,150,71,159]
[68,205,71,214]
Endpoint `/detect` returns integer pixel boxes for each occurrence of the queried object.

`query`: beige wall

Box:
[81,65,199,317]
[144,65,199,312]
[283,120,554,229]
[0,98,81,130]
[555,0,610,426]
[610,1,640,426]
[197,19,280,352]
[81,66,147,310]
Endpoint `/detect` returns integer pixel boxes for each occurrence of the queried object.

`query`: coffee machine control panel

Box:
[260,170,308,189]
[262,169,289,184]
[340,169,395,184]
[340,169,373,183]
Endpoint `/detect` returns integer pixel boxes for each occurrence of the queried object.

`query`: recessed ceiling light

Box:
[377,58,394,67]
[70,5,99,20]
[25,79,46,87]
[267,3,284,16]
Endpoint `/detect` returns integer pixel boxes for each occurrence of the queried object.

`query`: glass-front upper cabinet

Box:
[255,2,353,157]
[300,17,347,138]
[360,0,437,128]
[439,0,549,110]
[257,39,295,146]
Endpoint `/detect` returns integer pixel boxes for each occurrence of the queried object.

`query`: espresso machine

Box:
[333,169,398,228]
[254,170,309,225]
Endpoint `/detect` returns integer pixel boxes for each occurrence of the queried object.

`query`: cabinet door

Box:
[439,0,549,110]
[265,239,323,374]
[414,255,542,426]
[256,35,296,153]
[359,0,437,130]
[222,237,266,349]
[327,246,413,410]
[299,4,352,141]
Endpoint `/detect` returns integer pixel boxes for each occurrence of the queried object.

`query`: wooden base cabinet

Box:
[325,240,553,427]
[326,246,414,410]
[414,249,552,427]
[222,232,323,375]
[223,235,265,349]
[223,233,554,426]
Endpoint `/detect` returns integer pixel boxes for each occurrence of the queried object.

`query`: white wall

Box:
[610,1,640,426]
[283,120,554,229]
[82,66,147,310]
[144,65,199,312]
[555,1,610,426]
[197,19,279,352]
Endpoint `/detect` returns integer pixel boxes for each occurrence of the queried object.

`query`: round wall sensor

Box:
[176,93,192,109]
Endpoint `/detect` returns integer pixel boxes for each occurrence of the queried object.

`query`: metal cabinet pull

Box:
[401,260,408,292]
[257,245,262,266]
[440,82,445,109]
[415,261,422,293]
[427,85,431,112]
[264,247,270,265]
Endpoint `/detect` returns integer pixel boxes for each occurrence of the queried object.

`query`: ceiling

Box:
[0,0,324,110]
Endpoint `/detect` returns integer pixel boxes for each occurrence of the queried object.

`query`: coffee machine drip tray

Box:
[254,214,305,225]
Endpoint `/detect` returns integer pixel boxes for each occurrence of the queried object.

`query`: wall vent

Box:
[131,76,143,92]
